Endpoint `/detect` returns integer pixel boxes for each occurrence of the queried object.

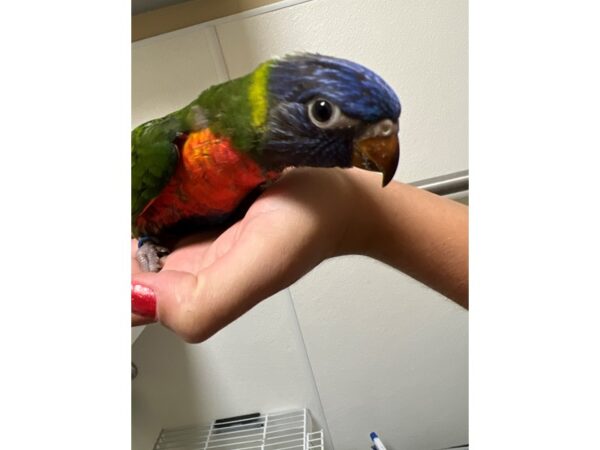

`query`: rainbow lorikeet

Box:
[132,53,401,272]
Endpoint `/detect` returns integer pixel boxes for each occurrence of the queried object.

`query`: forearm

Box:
[338,169,469,308]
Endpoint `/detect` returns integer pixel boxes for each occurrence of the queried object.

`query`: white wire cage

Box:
[152,409,324,450]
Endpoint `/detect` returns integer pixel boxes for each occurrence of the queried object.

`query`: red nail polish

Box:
[131,282,157,318]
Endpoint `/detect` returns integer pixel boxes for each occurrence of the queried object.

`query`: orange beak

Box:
[352,120,400,186]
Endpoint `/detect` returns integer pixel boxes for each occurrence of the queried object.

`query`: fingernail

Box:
[131,282,157,318]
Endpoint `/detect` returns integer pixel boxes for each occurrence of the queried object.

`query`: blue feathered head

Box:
[261,53,401,186]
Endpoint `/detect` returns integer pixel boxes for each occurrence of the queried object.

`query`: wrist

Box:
[328,168,469,307]
[333,168,392,258]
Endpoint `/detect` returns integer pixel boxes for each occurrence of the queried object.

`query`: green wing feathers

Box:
[131,65,268,234]
[131,116,182,227]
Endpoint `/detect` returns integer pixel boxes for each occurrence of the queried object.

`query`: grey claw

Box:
[136,241,170,272]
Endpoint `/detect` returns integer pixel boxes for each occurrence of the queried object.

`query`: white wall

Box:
[132,291,328,450]
[132,1,468,449]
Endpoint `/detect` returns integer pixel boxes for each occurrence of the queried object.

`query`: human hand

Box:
[131,168,355,342]
[132,166,468,342]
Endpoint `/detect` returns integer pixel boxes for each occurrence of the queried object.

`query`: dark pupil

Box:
[312,100,333,122]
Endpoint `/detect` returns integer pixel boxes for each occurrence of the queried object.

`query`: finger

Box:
[131,268,201,338]
[132,240,155,326]
[130,235,215,330]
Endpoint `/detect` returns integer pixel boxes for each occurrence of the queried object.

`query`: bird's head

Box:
[254,53,401,186]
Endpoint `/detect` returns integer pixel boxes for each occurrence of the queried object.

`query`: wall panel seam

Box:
[205,26,231,82]
[285,287,335,450]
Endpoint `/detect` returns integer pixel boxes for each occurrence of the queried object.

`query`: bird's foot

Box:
[136,237,169,272]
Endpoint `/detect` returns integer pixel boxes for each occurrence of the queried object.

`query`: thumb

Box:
[132,269,205,340]
[132,264,271,343]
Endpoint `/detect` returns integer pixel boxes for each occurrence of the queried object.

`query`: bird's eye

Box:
[311,100,333,122]
[308,99,342,128]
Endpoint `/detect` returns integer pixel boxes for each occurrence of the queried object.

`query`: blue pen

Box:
[370,432,387,450]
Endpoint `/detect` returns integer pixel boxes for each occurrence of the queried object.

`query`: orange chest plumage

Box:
[136,129,278,235]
